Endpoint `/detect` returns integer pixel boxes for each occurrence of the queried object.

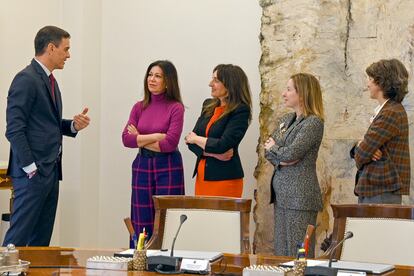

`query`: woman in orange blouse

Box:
[185,64,252,197]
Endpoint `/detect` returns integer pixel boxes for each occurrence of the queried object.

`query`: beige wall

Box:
[0,0,261,247]
[255,0,414,254]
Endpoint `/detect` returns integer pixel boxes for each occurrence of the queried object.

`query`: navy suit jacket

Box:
[6,59,76,180]
[188,99,250,181]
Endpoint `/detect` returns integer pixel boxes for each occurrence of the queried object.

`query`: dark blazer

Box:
[6,59,76,180]
[188,99,250,181]
[265,113,324,211]
[353,100,410,196]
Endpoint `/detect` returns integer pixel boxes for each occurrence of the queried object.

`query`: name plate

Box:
[180,258,210,274]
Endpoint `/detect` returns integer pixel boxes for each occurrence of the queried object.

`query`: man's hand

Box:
[204,148,234,161]
[27,169,37,179]
[73,107,90,131]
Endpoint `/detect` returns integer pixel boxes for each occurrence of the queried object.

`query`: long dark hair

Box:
[203,64,252,122]
[142,60,183,107]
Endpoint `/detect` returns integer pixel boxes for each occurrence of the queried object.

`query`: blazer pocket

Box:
[362,159,400,186]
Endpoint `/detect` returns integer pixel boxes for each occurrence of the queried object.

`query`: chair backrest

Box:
[329,204,414,266]
[146,195,252,254]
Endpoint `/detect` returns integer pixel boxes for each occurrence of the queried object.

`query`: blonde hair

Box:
[290,73,324,121]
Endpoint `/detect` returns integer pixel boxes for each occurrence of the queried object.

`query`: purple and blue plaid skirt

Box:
[130,150,184,247]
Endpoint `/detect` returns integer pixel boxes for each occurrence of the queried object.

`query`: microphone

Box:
[305,231,354,276]
[147,214,188,273]
[328,231,353,268]
[170,214,187,257]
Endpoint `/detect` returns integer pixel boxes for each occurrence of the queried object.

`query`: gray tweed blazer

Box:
[265,112,324,211]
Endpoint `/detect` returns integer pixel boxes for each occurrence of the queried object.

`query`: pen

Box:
[304,235,309,257]
[143,227,148,247]
[298,245,306,261]
[132,233,138,249]
[137,228,146,250]
[296,243,301,260]
[304,224,314,257]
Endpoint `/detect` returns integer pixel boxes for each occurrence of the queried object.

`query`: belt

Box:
[139,148,176,157]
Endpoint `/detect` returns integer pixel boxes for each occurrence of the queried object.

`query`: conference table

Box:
[12,247,414,275]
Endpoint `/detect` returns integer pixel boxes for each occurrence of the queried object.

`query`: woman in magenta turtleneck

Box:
[122,60,185,245]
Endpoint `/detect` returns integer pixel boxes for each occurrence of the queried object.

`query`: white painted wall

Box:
[0,0,261,247]
[0,0,67,244]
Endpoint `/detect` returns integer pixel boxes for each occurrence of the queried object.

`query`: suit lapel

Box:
[31,59,61,119]
[207,116,225,136]
[283,114,305,144]
[196,116,209,137]
[372,100,391,124]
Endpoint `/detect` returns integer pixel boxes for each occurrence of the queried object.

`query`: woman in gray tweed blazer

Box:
[264,73,324,257]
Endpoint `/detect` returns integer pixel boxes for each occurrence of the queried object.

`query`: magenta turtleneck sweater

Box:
[122,93,184,152]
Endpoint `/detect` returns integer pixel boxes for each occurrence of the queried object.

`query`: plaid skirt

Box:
[130,150,184,247]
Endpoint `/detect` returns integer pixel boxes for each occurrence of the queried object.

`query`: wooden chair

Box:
[146,195,252,254]
[328,204,414,266]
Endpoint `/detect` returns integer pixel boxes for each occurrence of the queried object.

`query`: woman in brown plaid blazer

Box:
[351,59,410,204]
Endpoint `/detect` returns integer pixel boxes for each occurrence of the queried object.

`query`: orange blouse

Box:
[195,106,243,198]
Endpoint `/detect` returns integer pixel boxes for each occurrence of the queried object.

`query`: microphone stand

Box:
[147,215,188,273]
[170,216,186,257]
[305,231,353,276]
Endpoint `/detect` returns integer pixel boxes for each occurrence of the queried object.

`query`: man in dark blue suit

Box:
[3,26,90,246]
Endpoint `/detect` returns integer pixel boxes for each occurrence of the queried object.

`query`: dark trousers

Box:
[274,206,318,258]
[2,166,59,246]
[358,192,402,204]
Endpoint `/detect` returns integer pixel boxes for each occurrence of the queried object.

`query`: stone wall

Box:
[255,0,414,255]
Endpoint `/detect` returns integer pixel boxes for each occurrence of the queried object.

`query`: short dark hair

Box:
[366,59,409,102]
[34,26,70,56]
[143,60,182,107]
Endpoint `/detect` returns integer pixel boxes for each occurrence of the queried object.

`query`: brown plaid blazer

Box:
[354,100,410,196]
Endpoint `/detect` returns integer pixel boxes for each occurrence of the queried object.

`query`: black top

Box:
[187,99,251,181]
